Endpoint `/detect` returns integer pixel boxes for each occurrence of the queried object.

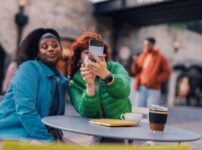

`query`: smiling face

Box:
[38,38,62,67]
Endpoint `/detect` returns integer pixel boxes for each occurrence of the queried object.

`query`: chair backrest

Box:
[2,141,190,150]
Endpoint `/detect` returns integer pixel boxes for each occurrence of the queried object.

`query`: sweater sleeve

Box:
[69,80,101,118]
[13,62,54,142]
[157,56,171,83]
[105,62,130,99]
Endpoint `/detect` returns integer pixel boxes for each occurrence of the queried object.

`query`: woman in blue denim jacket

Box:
[0,28,67,143]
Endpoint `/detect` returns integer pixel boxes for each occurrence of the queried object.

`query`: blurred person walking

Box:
[131,37,170,107]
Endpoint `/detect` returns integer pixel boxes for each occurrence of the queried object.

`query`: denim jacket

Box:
[0,60,67,142]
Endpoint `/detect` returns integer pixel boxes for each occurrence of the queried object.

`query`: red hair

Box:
[69,32,111,77]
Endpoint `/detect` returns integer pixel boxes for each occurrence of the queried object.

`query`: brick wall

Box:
[0,0,96,55]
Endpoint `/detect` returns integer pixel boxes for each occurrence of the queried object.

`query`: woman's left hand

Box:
[86,52,110,79]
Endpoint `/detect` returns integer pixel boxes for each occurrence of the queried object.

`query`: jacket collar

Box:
[37,60,66,82]
[144,47,160,55]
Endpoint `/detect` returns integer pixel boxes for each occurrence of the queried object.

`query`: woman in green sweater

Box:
[69,32,131,119]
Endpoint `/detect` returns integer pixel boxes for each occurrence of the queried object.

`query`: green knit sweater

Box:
[69,60,132,119]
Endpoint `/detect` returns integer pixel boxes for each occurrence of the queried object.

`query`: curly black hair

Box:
[16,28,61,65]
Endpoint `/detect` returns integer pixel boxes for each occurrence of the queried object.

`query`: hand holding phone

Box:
[85,52,110,80]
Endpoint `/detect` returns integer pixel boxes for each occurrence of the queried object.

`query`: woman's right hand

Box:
[80,63,95,86]
[80,63,96,96]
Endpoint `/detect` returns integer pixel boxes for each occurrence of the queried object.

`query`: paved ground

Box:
[63,104,202,150]
[167,106,202,150]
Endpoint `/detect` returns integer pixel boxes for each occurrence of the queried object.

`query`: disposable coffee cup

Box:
[149,105,168,134]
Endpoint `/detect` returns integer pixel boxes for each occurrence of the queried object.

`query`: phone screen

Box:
[89,39,104,56]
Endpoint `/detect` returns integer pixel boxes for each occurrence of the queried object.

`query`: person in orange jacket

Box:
[131,37,171,107]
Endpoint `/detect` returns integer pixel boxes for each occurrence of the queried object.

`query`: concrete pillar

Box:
[167,71,181,107]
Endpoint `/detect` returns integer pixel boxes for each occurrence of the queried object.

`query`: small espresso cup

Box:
[120,113,143,124]
[149,105,168,134]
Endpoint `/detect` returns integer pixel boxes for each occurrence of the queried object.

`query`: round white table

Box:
[42,116,200,143]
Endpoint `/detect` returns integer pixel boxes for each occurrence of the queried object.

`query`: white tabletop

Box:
[42,116,200,142]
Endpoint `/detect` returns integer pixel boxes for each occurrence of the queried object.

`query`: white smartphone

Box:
[89,39,104,57]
